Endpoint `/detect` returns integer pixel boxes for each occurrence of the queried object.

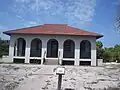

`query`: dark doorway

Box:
[14,38,26,56]
[47,39,58,58]
[30,38,42,57]
[63,39,75,58]
[80,40,91,59]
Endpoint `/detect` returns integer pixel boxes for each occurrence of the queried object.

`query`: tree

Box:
[96,41,104,59]
[102,44,120,62]
[103,50,113,62]
[0,39,9,57]
[96,41,103,49]
[103,47,114,62]
[96,41,120,62]
[113,44,120,62]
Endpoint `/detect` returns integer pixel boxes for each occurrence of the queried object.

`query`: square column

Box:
[9,37,15,62]
[41,40,47,65]
[75,41,80,65]
[91,41,97,66]
[25,39,31,63]
[58,41,63,65]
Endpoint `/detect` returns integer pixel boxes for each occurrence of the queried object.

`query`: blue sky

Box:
[0,0,119,47]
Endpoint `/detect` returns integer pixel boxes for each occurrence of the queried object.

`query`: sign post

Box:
[56,67,65,90]
[58,74,62,90]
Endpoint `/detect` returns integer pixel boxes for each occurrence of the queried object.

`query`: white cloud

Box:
[23,21,39,27]
[15,0,30,3]
[12,0,96,27]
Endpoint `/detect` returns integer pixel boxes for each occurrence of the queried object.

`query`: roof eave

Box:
[3,32,104,39]
[96,35,103,39]
[3,31,11,36]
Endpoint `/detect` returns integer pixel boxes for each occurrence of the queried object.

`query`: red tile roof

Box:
[3,24,103,39]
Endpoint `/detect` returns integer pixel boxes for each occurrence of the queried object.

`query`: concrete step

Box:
[44,59,58,65]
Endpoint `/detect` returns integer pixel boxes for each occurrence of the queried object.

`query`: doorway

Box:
[47,39,58,58]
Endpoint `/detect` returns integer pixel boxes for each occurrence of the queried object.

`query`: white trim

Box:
[79,59,91,61]
[62,58,91,61]
[13,56,25,59]
[30,57,42,59]
[45,58,58,60]
[63,58,75,61]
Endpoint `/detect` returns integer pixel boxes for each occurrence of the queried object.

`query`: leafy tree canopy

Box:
[96,41,120,62]
[0,39,9,57]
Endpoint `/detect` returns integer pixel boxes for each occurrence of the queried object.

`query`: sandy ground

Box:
[0,64,120,90]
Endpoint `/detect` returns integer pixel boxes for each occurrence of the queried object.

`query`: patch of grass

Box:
[18,78,24,81]
[70,78,76,81]
[105,87,120,90]
[65,88,75,90]
[98,79,106,81]
[84,86,92,90]
[13,67,20,70]
[0,62,14,64]
[2,65,20,71]
[91,81,99,84]
[5,82,19,90]
[42,85,48,90]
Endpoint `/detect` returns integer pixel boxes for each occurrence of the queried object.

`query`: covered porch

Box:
[9,35,96,66]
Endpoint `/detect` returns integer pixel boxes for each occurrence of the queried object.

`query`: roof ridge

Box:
[44,24,68,26]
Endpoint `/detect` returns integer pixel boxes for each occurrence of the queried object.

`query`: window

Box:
[80,40,91,59]
[30,38,42,57]
[63,39,75,58]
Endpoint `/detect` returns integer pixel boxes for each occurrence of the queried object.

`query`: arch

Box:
[30,38,42,57]
[47,39,58,58]
[80,40,91,59]
[14,38,26,56]
[63,39,75,58]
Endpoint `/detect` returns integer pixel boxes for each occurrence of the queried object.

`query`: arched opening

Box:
[14,38,26,56]
[47,39,58,58]
[80,40,91,59]
[63,39,75,58]
[30,38,42,57]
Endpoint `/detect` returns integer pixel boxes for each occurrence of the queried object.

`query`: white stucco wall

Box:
[9,34,97,66]
[0,56,11,63]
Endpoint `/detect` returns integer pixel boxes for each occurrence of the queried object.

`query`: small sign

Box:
[56,67,65,75]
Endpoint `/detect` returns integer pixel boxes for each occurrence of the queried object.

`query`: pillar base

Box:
[74,59,79,66]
